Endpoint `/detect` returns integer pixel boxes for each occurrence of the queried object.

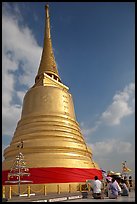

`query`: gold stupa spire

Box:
[37,5,60,81]
[2,5,102,194]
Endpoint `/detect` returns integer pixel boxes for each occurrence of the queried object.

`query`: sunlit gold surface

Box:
[3,73,99,170]
[2,5,100,193]
[4,183,86,197]
[37,5,60,81]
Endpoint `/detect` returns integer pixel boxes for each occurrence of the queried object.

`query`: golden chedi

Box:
[2,5,102,193]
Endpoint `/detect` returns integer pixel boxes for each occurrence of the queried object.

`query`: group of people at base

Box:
[105,177,129,199]
[91,175,130,199]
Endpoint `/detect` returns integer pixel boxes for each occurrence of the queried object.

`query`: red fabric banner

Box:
[2,167,103,185]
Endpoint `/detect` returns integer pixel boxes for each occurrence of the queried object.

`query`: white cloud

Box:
[2,105,21,135]
[100,83,135,126]
[2,144,9,160]
[88,139,134,174]
[80,121,101,139]
[17,91,26,104]
[90,139,132,156]
[81,127,95,136]
[80,82,135,139]
[80,83,135,175]
[2,10,42,87]
[80,122,97,137]
[2,3,42,137]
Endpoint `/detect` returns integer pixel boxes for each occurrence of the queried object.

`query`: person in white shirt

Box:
[92,176,103,199]
[108,178,121,199]
[105,176,112,197]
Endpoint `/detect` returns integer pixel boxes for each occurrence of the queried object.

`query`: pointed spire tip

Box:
[45,4,49,18]
[45,4,49,9]
[36,4,61,82]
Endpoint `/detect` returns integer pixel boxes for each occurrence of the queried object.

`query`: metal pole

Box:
[2,186,5,198]
[80,184,82,192]
[18,175,20,196]
[9,186,12,199]
[69,184,71,193]
[44,185,47,195]
[57,184,60,194]
[27,185,30,197]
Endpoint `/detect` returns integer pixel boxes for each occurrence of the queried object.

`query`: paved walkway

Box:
[65,191,135,202]
[4,191,135,202]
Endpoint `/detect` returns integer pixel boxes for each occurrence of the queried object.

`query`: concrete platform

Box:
[4,192,83,202]
[65,191,135,202]
[3,191,135,202]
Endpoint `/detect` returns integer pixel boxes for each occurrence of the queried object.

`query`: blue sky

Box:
[2,2,135,177]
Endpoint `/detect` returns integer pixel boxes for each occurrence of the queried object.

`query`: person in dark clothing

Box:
[128,176,133,191]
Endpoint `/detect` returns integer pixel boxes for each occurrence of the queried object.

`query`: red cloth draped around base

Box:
[2,167,103,185]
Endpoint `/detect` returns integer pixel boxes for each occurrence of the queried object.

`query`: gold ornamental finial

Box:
[45,4,50,38]
[45,4,49,17]
[36,4,61,82]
